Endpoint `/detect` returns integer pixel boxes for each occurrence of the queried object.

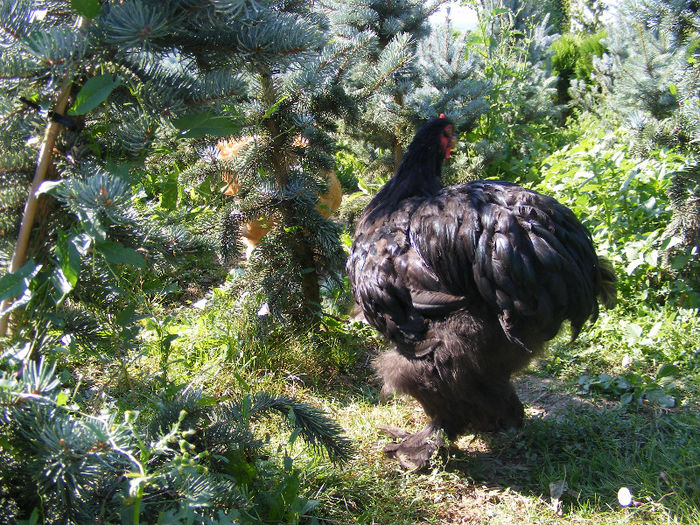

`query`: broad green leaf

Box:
[55,391,69,406]
[283,454,294,472]
[0,260,41,302]
[15,507,39,525]
[50,267,74,303]
[160,171,178,210]
[95,240,146,268]
[68,74,121,115]
[645,249,658,267]
[660,236,683,251]
[56,231,82,288]
[115,304,137,326]
[71,233,93,256]
[687,36,699,62]
[467,33,485,46]
[70,0,101,18]
[172,113,242,138]
[161,333,178,352]
[0,287,33,316]
[35,180,63,197]
[625,259,644,275]
[645,388,676,408]
[656,363,680,379]
[623,323,643,341]
[78,209,107,243]
[668,82,677,96]
[670,252,692,270]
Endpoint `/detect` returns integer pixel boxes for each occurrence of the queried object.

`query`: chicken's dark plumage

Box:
[347,117,616,469]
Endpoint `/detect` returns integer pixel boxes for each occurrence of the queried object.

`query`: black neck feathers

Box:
[364,117,451,220]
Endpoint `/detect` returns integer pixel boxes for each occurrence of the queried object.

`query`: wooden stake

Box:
[0,74,75,338]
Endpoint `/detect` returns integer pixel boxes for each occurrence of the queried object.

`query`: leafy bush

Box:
[536,119,697,307]
[578,363,681,408]
[535,116,699,408]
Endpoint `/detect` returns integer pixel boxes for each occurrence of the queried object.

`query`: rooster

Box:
[347,116,616,469]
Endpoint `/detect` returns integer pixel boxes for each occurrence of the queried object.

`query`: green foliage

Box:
[595,1,700,263]
[537,119,697,306]
[597,0,699,155]
[326,0,488,183]
[551,31,606,105]
[535,116,698,418]
[203,1,371,322]
[67,74,121,116]
[0,3,698,524]
[0,0,249,352]
[578,365,680,408]
[470,0,567,35]
[568,0,608,33]
[158,276,370,384]
[0,358,351,524]
[462,1,563,179]
[575,31,607,79]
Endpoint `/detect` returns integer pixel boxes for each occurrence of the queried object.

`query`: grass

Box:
[290,372,699,524]
[26,263,697,524]
[119,276,698,524]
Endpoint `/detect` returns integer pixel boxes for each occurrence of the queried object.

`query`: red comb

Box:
[439,113,446,119]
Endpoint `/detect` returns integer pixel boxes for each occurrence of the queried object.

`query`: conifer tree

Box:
[0,0,255,342]
[597,0,698,148]
[211,2,368,325]
[597,0,699,250]
[323,0,453,182]
[409,11,490,180]
[0,358,352,523]
[411,12,490,132]
[0,1,367,338]
[0,4,356,521]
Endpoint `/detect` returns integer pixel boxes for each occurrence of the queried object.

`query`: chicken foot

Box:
[380,424,446,470]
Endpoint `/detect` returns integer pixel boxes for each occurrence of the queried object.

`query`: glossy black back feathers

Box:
[348,118,615,356]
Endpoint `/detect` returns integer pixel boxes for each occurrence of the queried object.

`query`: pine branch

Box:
[246,391,354,464]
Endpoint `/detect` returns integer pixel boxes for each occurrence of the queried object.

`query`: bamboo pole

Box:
[0,68,77,338]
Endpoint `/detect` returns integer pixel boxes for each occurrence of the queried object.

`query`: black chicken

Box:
[347,116,616,469]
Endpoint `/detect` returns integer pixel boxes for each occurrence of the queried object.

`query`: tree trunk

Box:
[259,73,322,321]
[0,16,86,341]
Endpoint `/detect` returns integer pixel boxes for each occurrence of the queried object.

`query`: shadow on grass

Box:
[437,374,700,522]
